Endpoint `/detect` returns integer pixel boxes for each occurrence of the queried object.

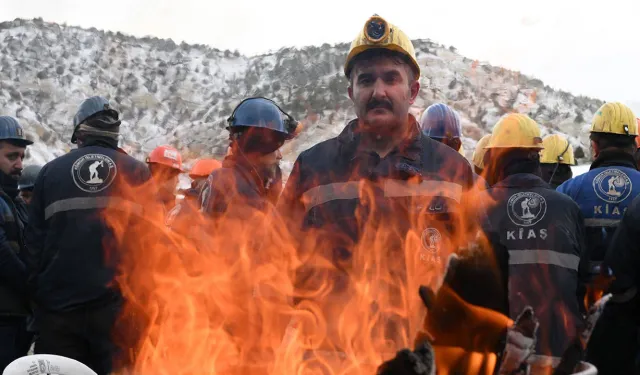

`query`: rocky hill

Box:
[0,18,603,174]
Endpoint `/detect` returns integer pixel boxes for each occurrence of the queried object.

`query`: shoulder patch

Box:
[592,169,632,203]
[421,227,442,254]
[507,191,547,227]
[71,154,117,193]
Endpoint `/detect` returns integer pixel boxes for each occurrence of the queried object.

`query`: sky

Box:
[2,0,639,112]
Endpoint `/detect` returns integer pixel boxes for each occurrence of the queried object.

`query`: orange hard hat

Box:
[146,145,183,171]
[189,159,222,178]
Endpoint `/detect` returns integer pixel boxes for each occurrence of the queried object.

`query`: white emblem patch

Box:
[421,227,442,254]
[72,154,117,193]
[163,149,179,160]
[507,191,547,227]
[593,169,632,203]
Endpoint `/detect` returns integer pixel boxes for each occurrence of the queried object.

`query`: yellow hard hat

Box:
[485,113,543,149]
[636,118,640,148]
[590,102,638,136]
[540,134,575,165]
[344,15,420,79]
[472,134,492,169]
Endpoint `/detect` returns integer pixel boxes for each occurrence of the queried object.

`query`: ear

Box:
[441,138,460,151]
[348,85,354,101]
[590,140,599,159]
[450,138,462,153]
[409,80,420,105]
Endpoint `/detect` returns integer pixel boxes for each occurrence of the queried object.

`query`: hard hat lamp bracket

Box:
[624,124,629,135]
[364,15,390,43]
[557,141,570,163]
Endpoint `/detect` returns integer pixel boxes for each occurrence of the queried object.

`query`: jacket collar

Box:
[337,115,423,162]
[590,149,638,171]
[492,173,550,189]
[222,155,266,195]
[78,136,119,150]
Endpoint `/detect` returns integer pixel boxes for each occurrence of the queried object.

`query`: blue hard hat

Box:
[227,97,298,139]
[0,116,33,147]
[18,164,42,191]
[72,96,119,143]
[420,103,462,139]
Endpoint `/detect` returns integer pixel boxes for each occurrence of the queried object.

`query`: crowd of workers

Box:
[0,14,638,375]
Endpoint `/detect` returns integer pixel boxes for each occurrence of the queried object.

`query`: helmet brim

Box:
[5,138,34,147]
[146,160,184,173]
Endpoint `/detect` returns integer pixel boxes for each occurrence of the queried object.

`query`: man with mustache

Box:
[0,116,33,371]
[278,15,474,351]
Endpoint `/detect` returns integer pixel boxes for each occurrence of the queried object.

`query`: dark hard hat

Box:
[18,164,43,191]
[420,103,462,139]
[0,116,33,147]
[72,96,120,143]
[227,97,299,139]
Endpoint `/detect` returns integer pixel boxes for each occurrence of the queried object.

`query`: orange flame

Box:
[103,162,515,375]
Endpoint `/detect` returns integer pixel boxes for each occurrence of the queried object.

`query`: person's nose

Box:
[371,78,388,101]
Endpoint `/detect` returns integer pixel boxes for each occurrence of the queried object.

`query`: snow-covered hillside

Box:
[0,18,604,174]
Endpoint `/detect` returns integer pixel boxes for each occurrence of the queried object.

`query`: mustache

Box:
[366,98,393,111]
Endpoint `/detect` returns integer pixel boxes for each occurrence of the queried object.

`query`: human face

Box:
[348,56,419,135]
[19,189,33,205]
[252,149,282,177]
[150,164,181,201]
[236,128,285,176]
[0,142,26,179]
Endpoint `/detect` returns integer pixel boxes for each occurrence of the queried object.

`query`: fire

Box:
[102,167,519,375]
[583,271,613,311]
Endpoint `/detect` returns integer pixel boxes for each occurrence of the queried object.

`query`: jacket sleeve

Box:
[0,209,27,293]
[276,154,307,231]
[24,168,47,292]
[604,196,640,294]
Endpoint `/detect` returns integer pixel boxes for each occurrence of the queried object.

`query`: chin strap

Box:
[548,142,571,184]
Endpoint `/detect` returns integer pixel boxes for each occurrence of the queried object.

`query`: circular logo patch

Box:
[507,192,547,227]
[71,154,117,193]
[421,227,442,254]
[592,169,632,203]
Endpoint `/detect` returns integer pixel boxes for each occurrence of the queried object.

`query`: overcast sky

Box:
[2,0,639,112]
